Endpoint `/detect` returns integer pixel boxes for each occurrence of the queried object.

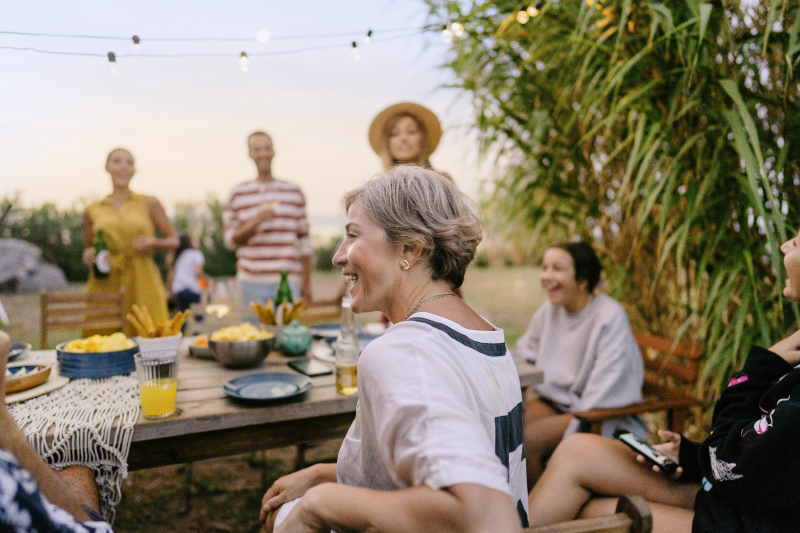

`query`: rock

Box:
[0,238,68,293]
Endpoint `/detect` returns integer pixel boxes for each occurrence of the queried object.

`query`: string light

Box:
[527,4,540,17]
[256,29,270,44]
[107,51,117,74]
[132,35,140,50]
[351,41,360,61]
[364,29,373,44]
[517,8,530,24]
[450,22,464,37]
[239,51,248,72]
[441,24,453,43]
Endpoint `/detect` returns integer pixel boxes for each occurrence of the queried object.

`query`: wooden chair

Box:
[40,291,126,349]
[573,333,703,435]
[524,494,652,533]
[296,298,342,325]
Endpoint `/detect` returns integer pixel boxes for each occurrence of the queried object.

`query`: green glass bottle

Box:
[275,270,293,308]
[93,229,111,279]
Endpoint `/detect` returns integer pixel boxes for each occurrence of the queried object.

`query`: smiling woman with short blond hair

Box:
[259,165,528,533]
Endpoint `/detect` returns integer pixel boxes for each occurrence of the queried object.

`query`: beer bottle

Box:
[93,229,111,279]
[335,294,360,395]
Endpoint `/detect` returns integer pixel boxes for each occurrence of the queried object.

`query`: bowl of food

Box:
[57,333,139,379]
[5,363,52,394]
[209,323,277,368]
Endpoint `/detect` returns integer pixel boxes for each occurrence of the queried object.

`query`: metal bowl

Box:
[209,337,276,368]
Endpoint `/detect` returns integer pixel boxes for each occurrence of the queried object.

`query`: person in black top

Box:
[526,228,800,533]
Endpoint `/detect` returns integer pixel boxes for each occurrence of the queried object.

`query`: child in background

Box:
[168,233,211,316]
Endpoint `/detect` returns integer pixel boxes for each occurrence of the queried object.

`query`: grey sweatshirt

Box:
[513,293,647,439]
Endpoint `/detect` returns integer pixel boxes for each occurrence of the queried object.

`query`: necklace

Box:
[405,290,456,320]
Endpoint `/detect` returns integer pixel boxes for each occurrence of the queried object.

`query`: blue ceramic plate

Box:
[56,343,138,379]
[308,324,339,340]
[223,372,312,402]
[9,343,31,362]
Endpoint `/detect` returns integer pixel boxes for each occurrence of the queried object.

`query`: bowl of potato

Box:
[209,323,277,368]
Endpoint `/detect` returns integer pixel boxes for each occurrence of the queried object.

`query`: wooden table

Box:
[127,344,543,470]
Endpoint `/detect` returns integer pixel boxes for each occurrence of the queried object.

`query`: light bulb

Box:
[108,51,117,74]
[451,22,464,37]
[132,35,140,50]
[351,41,360,61]
[527,5,539,16]
[257,29,270,44]
[517,8,530,24]
[441,24,453,43]
[364,29,372,44]
[240,51,248,72]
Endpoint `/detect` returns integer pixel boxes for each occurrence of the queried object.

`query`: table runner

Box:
[9,351,140,522]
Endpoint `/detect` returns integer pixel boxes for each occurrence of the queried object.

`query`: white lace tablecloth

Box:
[9,350,140,522]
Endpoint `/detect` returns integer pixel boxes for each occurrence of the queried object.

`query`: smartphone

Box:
[614,430,678,474]
[288,358,333,377]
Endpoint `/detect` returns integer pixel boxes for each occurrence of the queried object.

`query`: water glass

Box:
[134,353,178,419]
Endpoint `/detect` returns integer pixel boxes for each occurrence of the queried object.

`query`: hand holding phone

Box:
[614,430,679,475]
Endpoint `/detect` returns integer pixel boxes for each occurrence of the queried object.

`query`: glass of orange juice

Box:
[134,353,178,419]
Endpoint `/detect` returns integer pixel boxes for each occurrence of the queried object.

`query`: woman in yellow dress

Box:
[81,148,178,336]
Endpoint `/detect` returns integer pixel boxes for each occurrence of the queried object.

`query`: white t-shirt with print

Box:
[336,312,530,527]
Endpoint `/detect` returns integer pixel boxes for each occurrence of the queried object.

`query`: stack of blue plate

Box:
[56,343,139,379]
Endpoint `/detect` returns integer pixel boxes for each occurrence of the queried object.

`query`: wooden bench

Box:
[525,494,652,533]
[573,333,703,435]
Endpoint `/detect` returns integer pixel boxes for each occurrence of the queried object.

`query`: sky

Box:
[0,1,489,239]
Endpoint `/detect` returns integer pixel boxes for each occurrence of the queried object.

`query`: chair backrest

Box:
[524,494,652,533]
[296,299,342,325]
[40,291,126,348]
[634,332,703,399]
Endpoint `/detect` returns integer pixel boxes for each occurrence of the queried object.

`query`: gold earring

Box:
[402,260,410,270]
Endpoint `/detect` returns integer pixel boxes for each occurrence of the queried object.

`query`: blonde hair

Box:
[343,165,482,288]
[378,113,432,170]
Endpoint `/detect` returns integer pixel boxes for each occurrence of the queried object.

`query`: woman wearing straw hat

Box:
[368,102,444,172]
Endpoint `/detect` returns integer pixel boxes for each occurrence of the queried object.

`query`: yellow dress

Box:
[84,193,168,337]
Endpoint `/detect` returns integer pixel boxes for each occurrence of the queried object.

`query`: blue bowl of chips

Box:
[56,342,139,379]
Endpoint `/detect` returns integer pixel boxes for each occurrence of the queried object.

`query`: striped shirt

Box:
[223,178,312,284]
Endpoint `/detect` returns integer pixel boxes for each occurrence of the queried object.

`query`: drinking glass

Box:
[134,353,178,419]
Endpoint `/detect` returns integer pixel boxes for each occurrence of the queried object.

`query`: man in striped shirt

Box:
[223,131,313,304]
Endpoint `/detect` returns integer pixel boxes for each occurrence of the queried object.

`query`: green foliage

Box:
[199,197,238,278]
[313,236,343,271]
[1,194,88,282]
[427,0,799,398]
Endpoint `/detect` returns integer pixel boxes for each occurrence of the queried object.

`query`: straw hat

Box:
[368,102,442,156]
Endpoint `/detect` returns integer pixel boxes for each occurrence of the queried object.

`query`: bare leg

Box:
[524,400,572,487]
[57,466,100,513]
[580,498,694,533]
[528,433,699,527]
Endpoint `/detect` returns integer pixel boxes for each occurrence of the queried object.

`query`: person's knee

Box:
[548,433,604,473]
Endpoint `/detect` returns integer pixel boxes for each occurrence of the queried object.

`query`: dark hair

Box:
[550,241,602,293]
[248,131,271,143]
[174,232,194,265]
[105,147,133,166]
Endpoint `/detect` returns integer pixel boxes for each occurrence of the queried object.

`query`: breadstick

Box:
[167,312,183,335]
[126,313,149,337]
[140,306,156,337]
[173,310,190,332]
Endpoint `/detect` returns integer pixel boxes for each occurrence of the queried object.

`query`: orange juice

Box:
[139,378,177,418]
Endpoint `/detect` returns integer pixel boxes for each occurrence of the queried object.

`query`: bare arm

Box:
[82,211,95,267]
[0,332,93,522]
[232,203,275,247]
[134,197,179,254]
[278,482,522,533]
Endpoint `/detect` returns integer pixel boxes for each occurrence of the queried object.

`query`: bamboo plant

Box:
[426,0,800,418]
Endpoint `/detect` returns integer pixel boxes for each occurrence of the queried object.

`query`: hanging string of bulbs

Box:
[516,3,544,24]
[0,24,467,73]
